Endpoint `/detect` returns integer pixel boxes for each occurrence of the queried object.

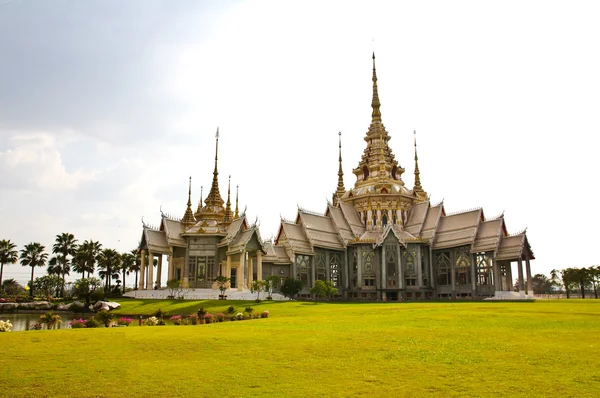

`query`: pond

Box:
[0,312,94,332]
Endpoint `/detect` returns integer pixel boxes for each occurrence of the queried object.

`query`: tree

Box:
[166,278,184,299]
[263,275,281,300]
[0,239,18,288]
[280,277,303,300]
[2,279,24,298]
[588,266,599,299]
[77,240,102,278]
[120,252,136,294]
[531,274,556,294]
[551,268,578,298]
[215,275,230,298]
[20,242,48,297]
[52,233,78,297]
[33,275,62,301]
[310,280,338,300]
[572,267,592,299]
[98,249,121,294]
[73,277,102,305]
[129,249,140,290]
[251,280,264,301]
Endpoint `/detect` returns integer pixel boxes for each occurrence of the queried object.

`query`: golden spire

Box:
[234,184,239,219]
[334,132,345,202]
[371,52,381,122]
[195,186,203,219]
[204,128,225,208]
[224,175,233,222]
[182,176,196,228]
[413,130,426,198]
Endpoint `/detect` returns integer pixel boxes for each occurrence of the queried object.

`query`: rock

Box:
[18,301,51,310]
[93,301,121,311]
[0,303,18,311]
[55,303,70,311]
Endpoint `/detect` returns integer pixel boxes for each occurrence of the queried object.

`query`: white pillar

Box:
[148,252,154,289]
[139,250,146,290]
[517,259,525,298]
[257,252,263,281]
[525,255,532,296]
[238,251,245,291]
[157,255,163,287]
[167,254,173,282]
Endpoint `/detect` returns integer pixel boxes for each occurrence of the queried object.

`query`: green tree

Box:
[0,239,18,288]
[588,266,599,299]
[98,249,121,294]
[76,240,102,278]
[215,275,230,298]
[251,280,264,301]
[120,252,136,294]
[52,233,78,297]
[166,278,183,299]
[572,267,592,299]
[310,280,338,300]
[263,275,281,299]
[531,273,556,294]
[129,249,141,290]
[2,279,24,298]
[280,277,303,300]
[33,275,62,301]
[73,277,102,305]
[20,242,48,297]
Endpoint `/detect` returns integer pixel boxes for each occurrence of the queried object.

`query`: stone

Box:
[0,303,19,311]
[93,301,121,311]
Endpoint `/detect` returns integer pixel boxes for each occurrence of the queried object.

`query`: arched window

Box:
[382,214,388,227]
[381,188,388,194]
[363,166,369,180]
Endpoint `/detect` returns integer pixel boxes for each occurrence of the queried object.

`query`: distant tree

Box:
[166,278,183,299]
[280,277,303,300]
[73,277,102,305]
[20,242,48,297]
[531,274,556,294]
[98,249,121,293]
[310,280,338,300]
[215,275,230,298]
[251,280,264,301]
[78,240,103,278]
[572,267,592,299]
[263,275,281,299]
[589,266,599,299]
[551,268,578,298]
[0,239,18,288]
[52,233,77,297]
[120,252,136,294]
[129,249,141,290]
[33,275,62,301]
[2,279,24,298]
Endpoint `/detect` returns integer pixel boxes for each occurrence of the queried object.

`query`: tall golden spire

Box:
[224,175,233,222]
[334,132,346,203]
[195,186,203,219]
[371,52,382,122]
[204,128,225,208]
[182,176,196,228]
[234,185,239,219]
[413,130,426,198]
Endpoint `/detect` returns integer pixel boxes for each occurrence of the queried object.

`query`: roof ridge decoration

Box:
[333,132,346,205]
[445,207,482,217]
[181,176,196,229]
[297,206,326,217]
[508,227,527,237]
[224,175,233,223]
[431,199,445,207]
[413,130,427,199]
[195,186,203,219]
[485,211,505,221]
[234,184,239,219]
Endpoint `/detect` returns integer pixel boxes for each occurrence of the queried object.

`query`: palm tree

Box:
[52,233,77,297]
[20,242,48,297]
[130,249,140,290]
[120,252,136,294]
[0,239,19,288]
[79,240,102,278]
[71,247,87,280]
[98,248,121,294]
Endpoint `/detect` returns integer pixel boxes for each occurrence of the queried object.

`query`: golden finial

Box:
[205,127,224,207]
[182,176,196,228]
[413,130,425,196]
[234,184,239,219]
[371,52,381,122]
[334,132,345,201]
[224,175,233,222]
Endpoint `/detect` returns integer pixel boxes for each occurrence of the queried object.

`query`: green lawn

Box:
[1,300,599,397]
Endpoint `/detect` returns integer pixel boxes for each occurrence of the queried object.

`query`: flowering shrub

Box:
[235,312,244,320]
[203,313,214,324]
[69,318,87,328]
[181,317,190,325]
[188,313,198,325]
[28,323,43,331]
[216,313,225,322]
[117,317,133,326]
[85,317,101,328]
[144,316,159,326]
[0,320,13,332]
[169,315,182,325]
[230,315,236,321]
[252,313,260,319]
[261,310,270,318]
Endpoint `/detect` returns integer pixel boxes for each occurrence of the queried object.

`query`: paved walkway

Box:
[124,288,289,301]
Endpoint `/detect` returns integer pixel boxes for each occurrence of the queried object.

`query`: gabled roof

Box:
[218,217,247,247]
[432,208,483,250]
[326,205,354,243]
[338,201,366,236]
[262,241,292,264]
[421,203,444,242]
[276,222,314,255]
[405,201,429,236]
[141,227,170,254]
[496,232,534,261]
[160,217,186,247]
[472,217,505,253]
[375,225,417,247]
[227,226,265,255]
[297,211,345,250]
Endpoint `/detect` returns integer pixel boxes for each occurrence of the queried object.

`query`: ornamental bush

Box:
[169,315,182,325]
[235,312,244,320]
[69,318,87,328]
[95,310,114,328]
[144,316,159,326]
[117,317,133,326]
[28,323,43,331]
[203,313,214,324]
[245,307,254,314]
[85,317,101,328]
[216,313,225,322]
[226,306,236,314]
[40,311,62,330]
[0,320,13,332]
[261,310,270,318]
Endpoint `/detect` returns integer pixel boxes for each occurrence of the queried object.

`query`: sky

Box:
[1,0,599,286]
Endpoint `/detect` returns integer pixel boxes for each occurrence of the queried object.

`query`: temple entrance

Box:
[230,271,236,288]
[387,292,398,301]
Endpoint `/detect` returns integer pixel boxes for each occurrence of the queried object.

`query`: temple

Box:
[137,53,534,300]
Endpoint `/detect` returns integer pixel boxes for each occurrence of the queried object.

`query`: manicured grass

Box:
[1,300,599,397]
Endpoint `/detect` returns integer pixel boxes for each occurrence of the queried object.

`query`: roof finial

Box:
[413,130,426,197]
[224,175,233,222]
[204,127,225,212]
[234,184,239,219]
[371,52,381,122]
[182,176,196,228]
[333,132,346,204]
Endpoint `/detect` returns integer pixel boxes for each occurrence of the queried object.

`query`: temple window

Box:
[434,251,451,286]
[403,250,417,287]
[329,252,341,287]
[455,247,471,285]
[296,255,311,285]
[362,249,375,276]
[315,250,327,282]
[476,253,494,286]
[382,214,388,227]
[352,250,358,288]
[364,277,375,286]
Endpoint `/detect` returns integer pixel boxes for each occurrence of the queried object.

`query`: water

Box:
[0,313,93,332]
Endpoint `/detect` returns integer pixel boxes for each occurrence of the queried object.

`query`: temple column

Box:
[416,246,423,288]
[381,245,387,295]
[471,254,477,294]
[517,259,525,298]
[525,255,532,296]
[148,251,154,289]
[508,262,514,291]
[367,210,373,229]
[139,249,146,290]
[450,252,456,297]
[492,256,501,292]
[238,251,245,291]
[397,245,404,290]
[167,253,174,282]
[343,250,349,290]
[157,255,163,287]
[182,248,189,288]
[310,256,316,288]
[429,247,435,290]
[227,255,232,281]
[257,252,263,281]
[357,247,363,289]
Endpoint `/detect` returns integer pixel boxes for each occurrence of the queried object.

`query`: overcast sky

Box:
[1,0,599,285]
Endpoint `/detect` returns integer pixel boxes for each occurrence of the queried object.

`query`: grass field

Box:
[1,299,599,397]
